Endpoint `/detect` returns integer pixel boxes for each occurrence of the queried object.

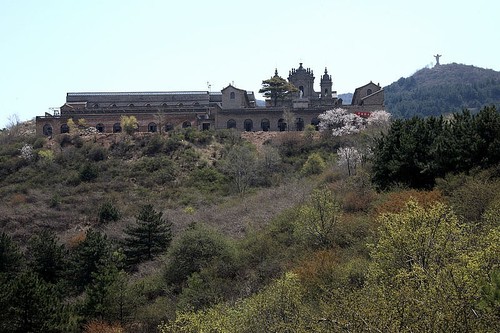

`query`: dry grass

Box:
[163,179,314,239]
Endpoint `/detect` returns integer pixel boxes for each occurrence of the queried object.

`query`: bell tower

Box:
[320,68,332,99]
[288,63,315,98]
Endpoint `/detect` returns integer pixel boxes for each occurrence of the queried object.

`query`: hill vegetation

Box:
[1,106,499,332]
[385,63,500,118]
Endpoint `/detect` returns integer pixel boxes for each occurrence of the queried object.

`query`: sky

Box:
[0,0,498,128]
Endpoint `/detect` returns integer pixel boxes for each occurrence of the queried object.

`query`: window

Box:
[128,104,135,107]
[148,122,157,133]
[227,119,236,129]
[60,124,69,134]
[165,123,174,132]
[278,119,287,132]
[113,123,122,133]
[230,91,235,100]
[311,118,320,131]
[110,104,117,108]
[162,103,168,107]
[182,121,191,128]
[296,118,304,131]
[145,103,151,107]
[96,123,105,133]
[93,103,99,108]
[43,124,53,136]
[244,119,253,132]
[367,89,372,96]
[178,103,184,107]
[261,119,270,131]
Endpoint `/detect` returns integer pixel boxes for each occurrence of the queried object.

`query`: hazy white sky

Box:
[1,0,498,128]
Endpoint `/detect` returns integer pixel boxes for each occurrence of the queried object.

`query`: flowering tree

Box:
[318,108,365,136]
[20,144,34,161]
[367,110,391,128]
[337,146,362,176]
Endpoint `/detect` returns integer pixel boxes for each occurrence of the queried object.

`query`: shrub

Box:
[83,320,124,333]
[144,134,164,156]
[164,223,237,289]
[373,189,445,216]
[301,152,326,176]
[80,163,99,182]
[98,201,120,223]
[88,145,108,162]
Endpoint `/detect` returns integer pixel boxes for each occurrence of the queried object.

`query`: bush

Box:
[88,145,108,162]
[80,163,99,182]
[98,201,120,223]
[301,152,326,176]
[144,134,164,156]
[164,223,237,289]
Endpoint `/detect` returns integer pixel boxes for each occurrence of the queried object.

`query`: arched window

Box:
[60,124,69,134]
[165,123,174,132]
[182,121,191,128]
[311,117,320,131]
[178,103,184,107]
[145,103,151,107]
[230,91,235,100]
[278,118,287,132]
[296,118,304,131]
[93,103,99,108]
[113,123,122,133]
[110,104,117,108]
[96,123,105,133]
[128,103,135,107]
[367,89,372,96]
[162,103,168,107]
[148,122,157,133]
[194,102,200,106]
[227,119,236,129]
[43,124,53,136]
[244,119,253,132]
[261,118,270,131]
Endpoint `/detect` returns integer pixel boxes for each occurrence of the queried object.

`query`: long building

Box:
[36,63,384,136]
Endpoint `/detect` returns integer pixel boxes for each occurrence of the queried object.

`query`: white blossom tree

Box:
[20,144,34,161]
[367,110,391,128]
[337,146,362,176]
[318,108,365,136]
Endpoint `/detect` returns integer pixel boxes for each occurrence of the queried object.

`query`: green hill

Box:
[385,63,500,118]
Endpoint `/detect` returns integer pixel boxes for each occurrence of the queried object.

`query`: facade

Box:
[36,63,384,136]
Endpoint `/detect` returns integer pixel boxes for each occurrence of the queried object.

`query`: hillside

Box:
[385,63,500,118]
[1,110,499,332]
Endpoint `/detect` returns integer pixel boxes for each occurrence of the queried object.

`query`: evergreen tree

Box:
[0,271,69,333]
[259,70,298,106]
[83,260,129,324]
[69,229,112,292]
[0,232,23,278]
[26,230,67,284]
[123,205,172,267]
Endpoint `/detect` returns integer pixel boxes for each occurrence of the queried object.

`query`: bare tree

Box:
[219,145,257,195]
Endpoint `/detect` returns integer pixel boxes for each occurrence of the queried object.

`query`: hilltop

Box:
[384,63,500,118]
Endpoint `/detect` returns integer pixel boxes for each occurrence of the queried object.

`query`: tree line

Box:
[372,105,500,189]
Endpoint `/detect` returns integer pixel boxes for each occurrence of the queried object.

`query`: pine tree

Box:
[0,232,23,278]
[123,205,172,267]
[69,229,112,292]
[259,70,298,106]
[26,230,67,284]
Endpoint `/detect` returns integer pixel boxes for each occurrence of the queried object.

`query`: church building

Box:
[36,63,384,135]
